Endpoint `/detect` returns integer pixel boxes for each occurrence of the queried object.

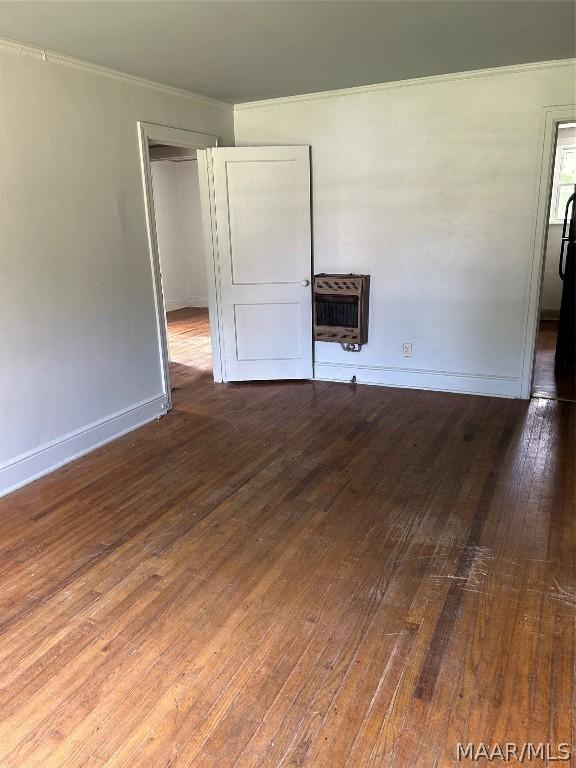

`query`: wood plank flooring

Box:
[532,318,576,402]
[166,308,213,390]
[0,309,574,767]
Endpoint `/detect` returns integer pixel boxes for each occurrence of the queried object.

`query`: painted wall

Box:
[541,125,576,315]
[542,225,564,314]
[234,61,575,397]
[0,41,233,495]
[151,160,208,311]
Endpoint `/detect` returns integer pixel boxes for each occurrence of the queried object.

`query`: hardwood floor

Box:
[532,318,576,402]
[166,307,213,390]
[0,312,574,767]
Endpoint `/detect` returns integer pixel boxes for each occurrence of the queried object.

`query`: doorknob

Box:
[301,280,310,287]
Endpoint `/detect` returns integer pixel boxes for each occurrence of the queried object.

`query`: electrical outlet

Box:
[403,342,412,358]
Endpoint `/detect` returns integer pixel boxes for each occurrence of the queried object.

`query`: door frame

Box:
[520,105,576,399]
[137,122,222,411]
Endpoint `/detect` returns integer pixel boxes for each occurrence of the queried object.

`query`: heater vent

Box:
[313,274,370,345]
[315,295,358,328]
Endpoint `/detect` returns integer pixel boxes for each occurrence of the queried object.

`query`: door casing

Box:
[520,105,576,399]
[138,122,221,412]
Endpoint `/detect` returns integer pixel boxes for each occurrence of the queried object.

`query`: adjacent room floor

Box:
[0,319,573,767]
[532,318,576,401]
[166,307,213,389]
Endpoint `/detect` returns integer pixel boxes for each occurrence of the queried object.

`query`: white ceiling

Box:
[0,1,573,104]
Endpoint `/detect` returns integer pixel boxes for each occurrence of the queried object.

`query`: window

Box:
[550,142,576,223]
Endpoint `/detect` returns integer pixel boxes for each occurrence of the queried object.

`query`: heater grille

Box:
[313,274,370,345]
[315,295,358,328]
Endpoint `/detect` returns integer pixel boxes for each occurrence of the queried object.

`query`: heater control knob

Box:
[301,279,310,287]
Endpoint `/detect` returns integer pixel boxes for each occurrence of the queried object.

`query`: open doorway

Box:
[531,121,576,402]
[138,122,222,411]
[141,133,313,392]
[149,145,212,393]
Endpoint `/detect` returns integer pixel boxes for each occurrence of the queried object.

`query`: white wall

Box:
[151,160,208,311]
[0,40,233,496]
[541,125,576,315]
[542,225,564,314]
[234,61,575,397]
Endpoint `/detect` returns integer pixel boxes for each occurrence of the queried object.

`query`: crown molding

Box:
[0,34,572,114]
[235,58,576,111]
[0,35,232,110]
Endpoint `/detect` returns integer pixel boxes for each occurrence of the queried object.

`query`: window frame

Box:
[550,142,576,224]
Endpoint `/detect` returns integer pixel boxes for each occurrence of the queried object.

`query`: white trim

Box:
[197,149,226,382]
[0,35,230,109]
[138,123,172,409]
[0,395,166,498]
[520,105,576,399]
[140,123,218,151]
[548,141,576,224]
[164,297,209,312]
[138,122,221,404]
[235,59,575,111]
[2,35,570,114]
[314,363,519,398]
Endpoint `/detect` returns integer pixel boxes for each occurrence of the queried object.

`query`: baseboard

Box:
[0,394,167,498]
[314,362,520,398]
[539,308,560,320]
[165,297,208,311]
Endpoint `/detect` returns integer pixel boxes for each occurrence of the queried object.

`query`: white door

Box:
[198,146,312,382]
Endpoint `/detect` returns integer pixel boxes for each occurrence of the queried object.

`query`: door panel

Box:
[204,146,312,381]
[234,303,303,360]
[227,160,300,284]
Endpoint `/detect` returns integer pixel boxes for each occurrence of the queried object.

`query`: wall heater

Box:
[313,274,370,352]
